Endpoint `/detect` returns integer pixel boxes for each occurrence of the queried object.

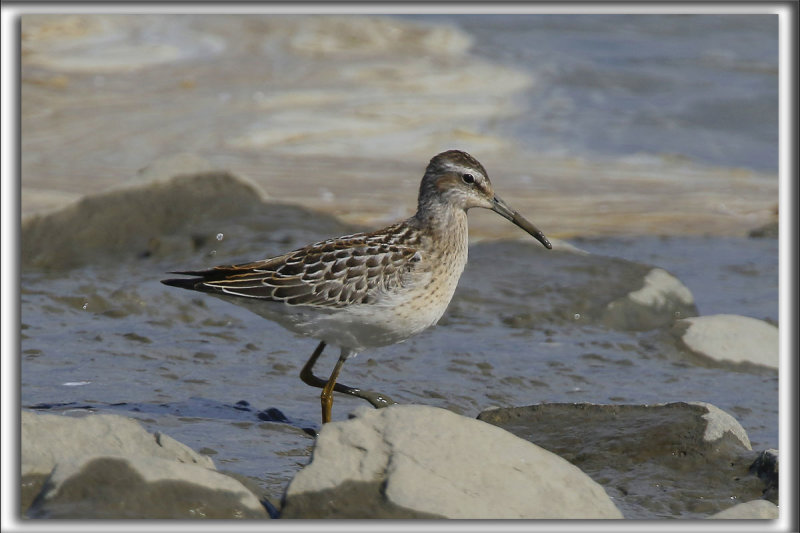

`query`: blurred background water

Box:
[20,13,777,234]
[423,15,779,172]
[18,13,781,516]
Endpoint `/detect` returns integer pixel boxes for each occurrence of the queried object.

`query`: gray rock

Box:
[27,456,267,519]
[21,410,268,519]
[453,243,697,332]
[282,405,623,519]
[21,171,266,269]
[748,220,778,239]
[603,267,696,330]
[675,314,779,369]
[689,401,751,450]
[707,500,779,519]
[21,170,353,270]
[749,449,779,502]
[22,410,213,477]
[478,402,767,519]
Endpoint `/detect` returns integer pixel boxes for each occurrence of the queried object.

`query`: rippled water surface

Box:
[17,13,781,516]
[426,14,778,172]
[20,197,779,504]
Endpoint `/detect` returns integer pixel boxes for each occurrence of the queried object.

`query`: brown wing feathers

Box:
[161,229,420,308]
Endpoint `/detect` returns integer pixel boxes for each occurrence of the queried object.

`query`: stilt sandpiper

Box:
[162,150,552,423]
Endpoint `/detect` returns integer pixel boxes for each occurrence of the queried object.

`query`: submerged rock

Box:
[281,404,623,519]
[748,220,778,239]
[21,410,268,519]
[478,402,771,519]
[673,314,779,369]
[602,267,696,330]
[21,171,352,270]
[455,242,697,332]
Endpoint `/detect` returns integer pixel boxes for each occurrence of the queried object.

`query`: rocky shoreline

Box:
[21,401,778,520]
[19,171,780,520]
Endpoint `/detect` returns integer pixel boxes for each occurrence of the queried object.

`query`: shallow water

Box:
[574,235,779,323]
[20,189,779,509]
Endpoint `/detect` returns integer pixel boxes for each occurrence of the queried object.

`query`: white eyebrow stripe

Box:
[445,163,483,177]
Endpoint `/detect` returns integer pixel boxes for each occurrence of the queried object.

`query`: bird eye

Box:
[461,173,475,184]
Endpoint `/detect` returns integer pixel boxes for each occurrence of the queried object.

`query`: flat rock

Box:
[20,171,352,270]
[454,243,697,332]
[27,455,267,519]
[477,402,768,519]
[282,404,622,519]
[21,171,264,269]
[707,499,779,519]
[21,410,268,519]
[674,314,779,369]
[22,410,213,477]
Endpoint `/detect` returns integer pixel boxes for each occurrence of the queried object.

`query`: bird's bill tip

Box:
[491,196,553,250]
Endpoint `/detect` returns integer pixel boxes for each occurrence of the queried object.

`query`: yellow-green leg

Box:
[299,341,397,423]
[320,352,348,424]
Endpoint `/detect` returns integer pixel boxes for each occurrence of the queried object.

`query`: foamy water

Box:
[21,14,777,238]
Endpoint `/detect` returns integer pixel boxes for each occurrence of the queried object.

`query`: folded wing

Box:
[161,230,422,309]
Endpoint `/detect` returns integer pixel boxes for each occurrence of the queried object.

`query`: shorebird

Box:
[162,150,551,423]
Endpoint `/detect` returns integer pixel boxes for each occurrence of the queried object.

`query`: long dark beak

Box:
[491,195,552,249]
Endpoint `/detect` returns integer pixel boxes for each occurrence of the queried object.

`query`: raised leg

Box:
[299,342,397,419]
